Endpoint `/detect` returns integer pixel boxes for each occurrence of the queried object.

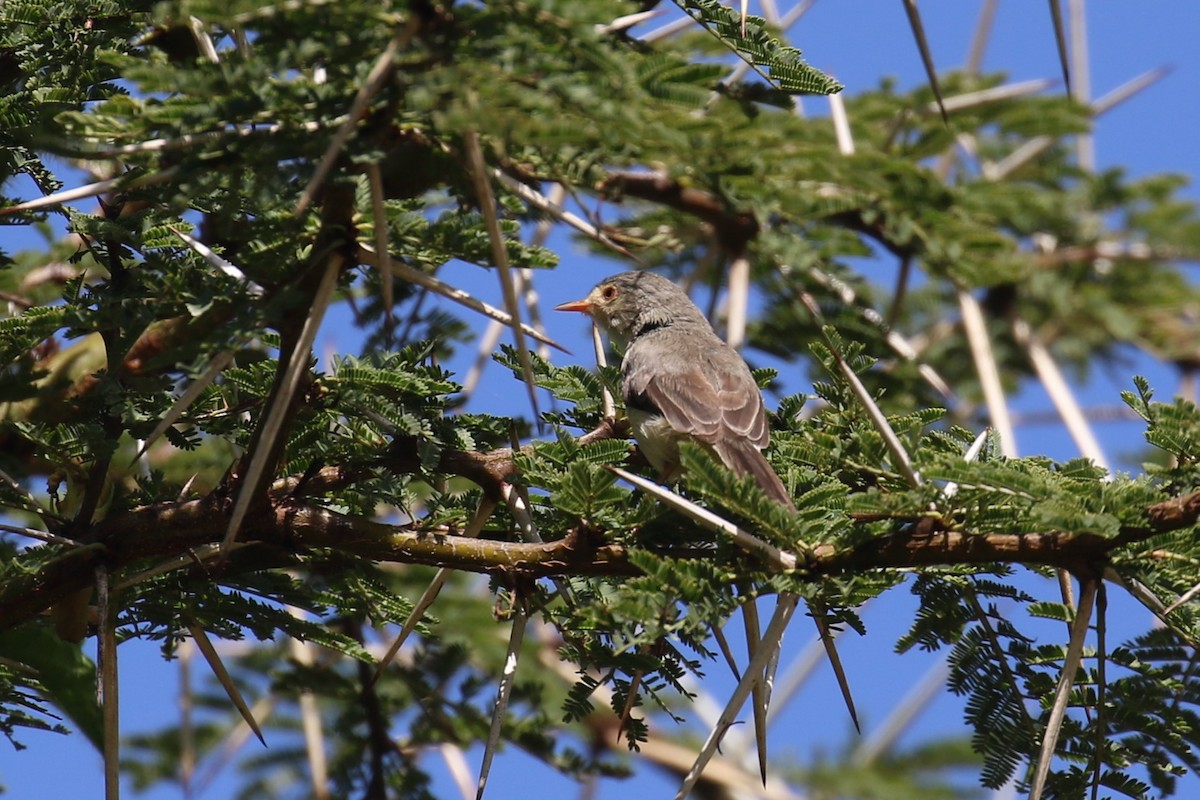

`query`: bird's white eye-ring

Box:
[600,285,618,301]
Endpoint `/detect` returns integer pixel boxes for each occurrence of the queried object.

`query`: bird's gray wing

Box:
[623,340,769,449]
[624,338,792,508]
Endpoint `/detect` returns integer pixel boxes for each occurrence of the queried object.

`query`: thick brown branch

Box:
[1144,489,1200,531]
[822,209,915,259]
[1032,242,1183,268]
[3,475,1196,634]
[812,528,1112,574]
[381,416,629,499]
[598,170,760,252]
[0,496,636,632]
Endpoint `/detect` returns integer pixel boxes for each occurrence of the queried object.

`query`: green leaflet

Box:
[0,624,101,749]
[672,0,843,95]
[0,305,67,366]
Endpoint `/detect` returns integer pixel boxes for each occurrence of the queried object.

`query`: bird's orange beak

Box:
[554,298,593,314]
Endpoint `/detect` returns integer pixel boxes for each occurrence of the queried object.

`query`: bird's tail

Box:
[712,439,796,511]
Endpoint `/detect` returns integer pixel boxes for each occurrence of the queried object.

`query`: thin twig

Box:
[84,120,328,158]
[811,603,860,732]
[965,0,999,73]
[1067,0,1093,169]
[371,498,497,683]
[885,255,912,329]
[1163,577,1200,616]
[797,293,922,488]
[957,290,1018,457]
[1047,0,1071,92]
[490,169,637,261]
[709,623,743,681]
[0,167,180,216]
[0,522,76,546]
[985,66,1169,181]
[463,132,533,390]
[358,244,568,352]
[98,567,120,800]
[802,265,956,402]
[289,611,331,800]
[134,349,238,462]
[639,14,694,43]
[829,92,856,156]
[179,639,195,795]
[591,323,616,420]
[461,184,564,399]
[171,227,265,295]
[853,654,950,763]
[762,627,836,727]
[187,621,267,746]
[607,466,798,570]
[114,543,228,591]
[778,1,816,30]
[223,254,342,549]
[933,77,1057,114]
[187,16,220,63]
[475,597,528,800]
[440,743,476,800]
[192,694,278,794]
[595,8,665,35]
[725,252,751,351]
[965,588,1039,736]
[675,595,800,800]
[366,163,395,328]
[462,322,508,401]
[1029,579,1097,800]
[1012,317,1109,471]
[616,668,646,744]
[739,588,770,784]
[1092,66,1173,116]
[519,268,551,362]
[294,18,418,215]
[900,0,948,123]
[940,428,990,500]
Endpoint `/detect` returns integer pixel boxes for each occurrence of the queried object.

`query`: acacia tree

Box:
[3,1,1200,798]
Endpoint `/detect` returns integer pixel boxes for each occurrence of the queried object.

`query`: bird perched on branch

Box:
[558,272,858,783]
[556,270,794,509]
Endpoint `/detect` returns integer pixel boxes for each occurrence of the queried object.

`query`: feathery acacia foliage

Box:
[3,1,1200,798]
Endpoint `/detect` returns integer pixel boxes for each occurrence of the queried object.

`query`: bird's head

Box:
[555,271,704,350]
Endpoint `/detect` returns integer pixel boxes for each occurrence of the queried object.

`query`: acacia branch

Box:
[596,169,922,262]
[598,170,760,252]
[3,468,1197,633]
[379,416,629,500]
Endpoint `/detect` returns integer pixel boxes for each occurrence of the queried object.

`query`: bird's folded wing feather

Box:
[624,343,769,449]
[624,339,794,508]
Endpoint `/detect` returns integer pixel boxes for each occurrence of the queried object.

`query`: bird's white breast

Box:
[628,407,690,478]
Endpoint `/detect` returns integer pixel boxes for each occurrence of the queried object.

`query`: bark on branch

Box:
[3,472,1196,633]
[598,170,760,252]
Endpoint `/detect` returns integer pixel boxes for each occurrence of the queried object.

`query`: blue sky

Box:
[5,2,1200,798]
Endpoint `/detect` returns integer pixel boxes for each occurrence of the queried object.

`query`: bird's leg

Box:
[657,460,682,484]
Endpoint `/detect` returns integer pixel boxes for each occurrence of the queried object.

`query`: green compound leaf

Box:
[672,0,843,95]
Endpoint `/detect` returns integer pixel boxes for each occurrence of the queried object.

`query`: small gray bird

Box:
[556,271,794,509]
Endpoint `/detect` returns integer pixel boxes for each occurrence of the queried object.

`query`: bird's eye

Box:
[601,285,618,301]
